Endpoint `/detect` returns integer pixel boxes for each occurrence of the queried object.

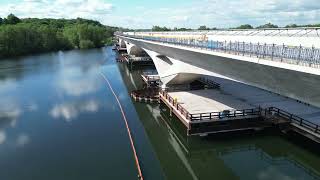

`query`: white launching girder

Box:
[125,42,145,56]
[143,48,229,85]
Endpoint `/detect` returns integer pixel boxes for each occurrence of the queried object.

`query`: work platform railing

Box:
[189,109,261,121]
[160,90,260,122]
[117,33,320,68]
[160,90,320,135]
[266,107,320,135]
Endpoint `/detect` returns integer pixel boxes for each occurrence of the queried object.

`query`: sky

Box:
[0,0,319,29]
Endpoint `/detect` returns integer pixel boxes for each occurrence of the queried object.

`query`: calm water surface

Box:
[0,47,320,180]
[0,47,163,180]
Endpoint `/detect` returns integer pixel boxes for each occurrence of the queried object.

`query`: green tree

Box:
[5,14,21,25]
[198,25,210,30]
[0,14,119,58]
[63,26,80,48]
[173,27,192,31]
[0,18,3,25]
[79,40,95,49]
[235,24,253,29]
[305,23,320,27]
[104,37,113,46]
[285,24,298,28]
[152,26,171,31]
[256,23,278,29]
[38,25,60,51]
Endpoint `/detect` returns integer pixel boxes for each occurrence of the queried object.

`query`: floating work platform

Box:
[113,42,127,52]
[159,89,284,136]
[159,77,320,142]
[141,74,160,87]
[204,76,320,143]
[131,88,159,103]
[116,46,127,52]
[116,54,128,62]
[130,73,160,103]
[117,54,154,68]
[127,56,153,68]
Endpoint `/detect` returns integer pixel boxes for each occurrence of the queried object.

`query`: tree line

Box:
[0,14,120,58]
[151,22,320,31]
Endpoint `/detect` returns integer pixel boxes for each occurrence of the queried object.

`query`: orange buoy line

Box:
[100,72,144,180]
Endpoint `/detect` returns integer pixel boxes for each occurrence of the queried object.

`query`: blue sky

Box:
[0,0,319,29]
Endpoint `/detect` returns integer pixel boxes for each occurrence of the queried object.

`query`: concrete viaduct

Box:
[116,28,320,108]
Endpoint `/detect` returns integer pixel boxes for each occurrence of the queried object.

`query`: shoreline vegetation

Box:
[0,14,122,59]
[150,23,320,31]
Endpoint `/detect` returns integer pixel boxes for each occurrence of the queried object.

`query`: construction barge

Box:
[159,88,320,143]
[117,54,153,68]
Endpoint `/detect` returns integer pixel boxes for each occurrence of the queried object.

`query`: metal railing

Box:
[120,27,320,37]
[189,108,261,121]
[266,107,320,135]
[118,34,320,68]
[160,90,260,121]
[160,90,191,119]
[160,90,320,135]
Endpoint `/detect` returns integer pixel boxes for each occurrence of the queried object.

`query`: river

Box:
[0,47,319,180]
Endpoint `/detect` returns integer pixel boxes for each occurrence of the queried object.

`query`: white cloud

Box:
[0,0,113,20]
[0,0,319,28]
[123,0,320,28]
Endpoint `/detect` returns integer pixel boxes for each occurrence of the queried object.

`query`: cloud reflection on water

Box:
[50,99,99,122]
[0,102,22,128]
[0,131,6,145]
[55,67,102,97]
[0,79,18,94]
[16,134,30,147]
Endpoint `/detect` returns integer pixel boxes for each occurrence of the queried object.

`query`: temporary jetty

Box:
[131,88,159,103]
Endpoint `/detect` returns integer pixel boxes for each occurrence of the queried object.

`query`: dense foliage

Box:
[235,24,254,29]
[0,14,118,58]
[152,26,171,31]
[256,23,279,29]
[198,25,211,30]
[150,23,319,32]
[151,25,213,31]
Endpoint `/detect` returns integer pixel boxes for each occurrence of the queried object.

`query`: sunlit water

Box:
[0,47,320,180]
